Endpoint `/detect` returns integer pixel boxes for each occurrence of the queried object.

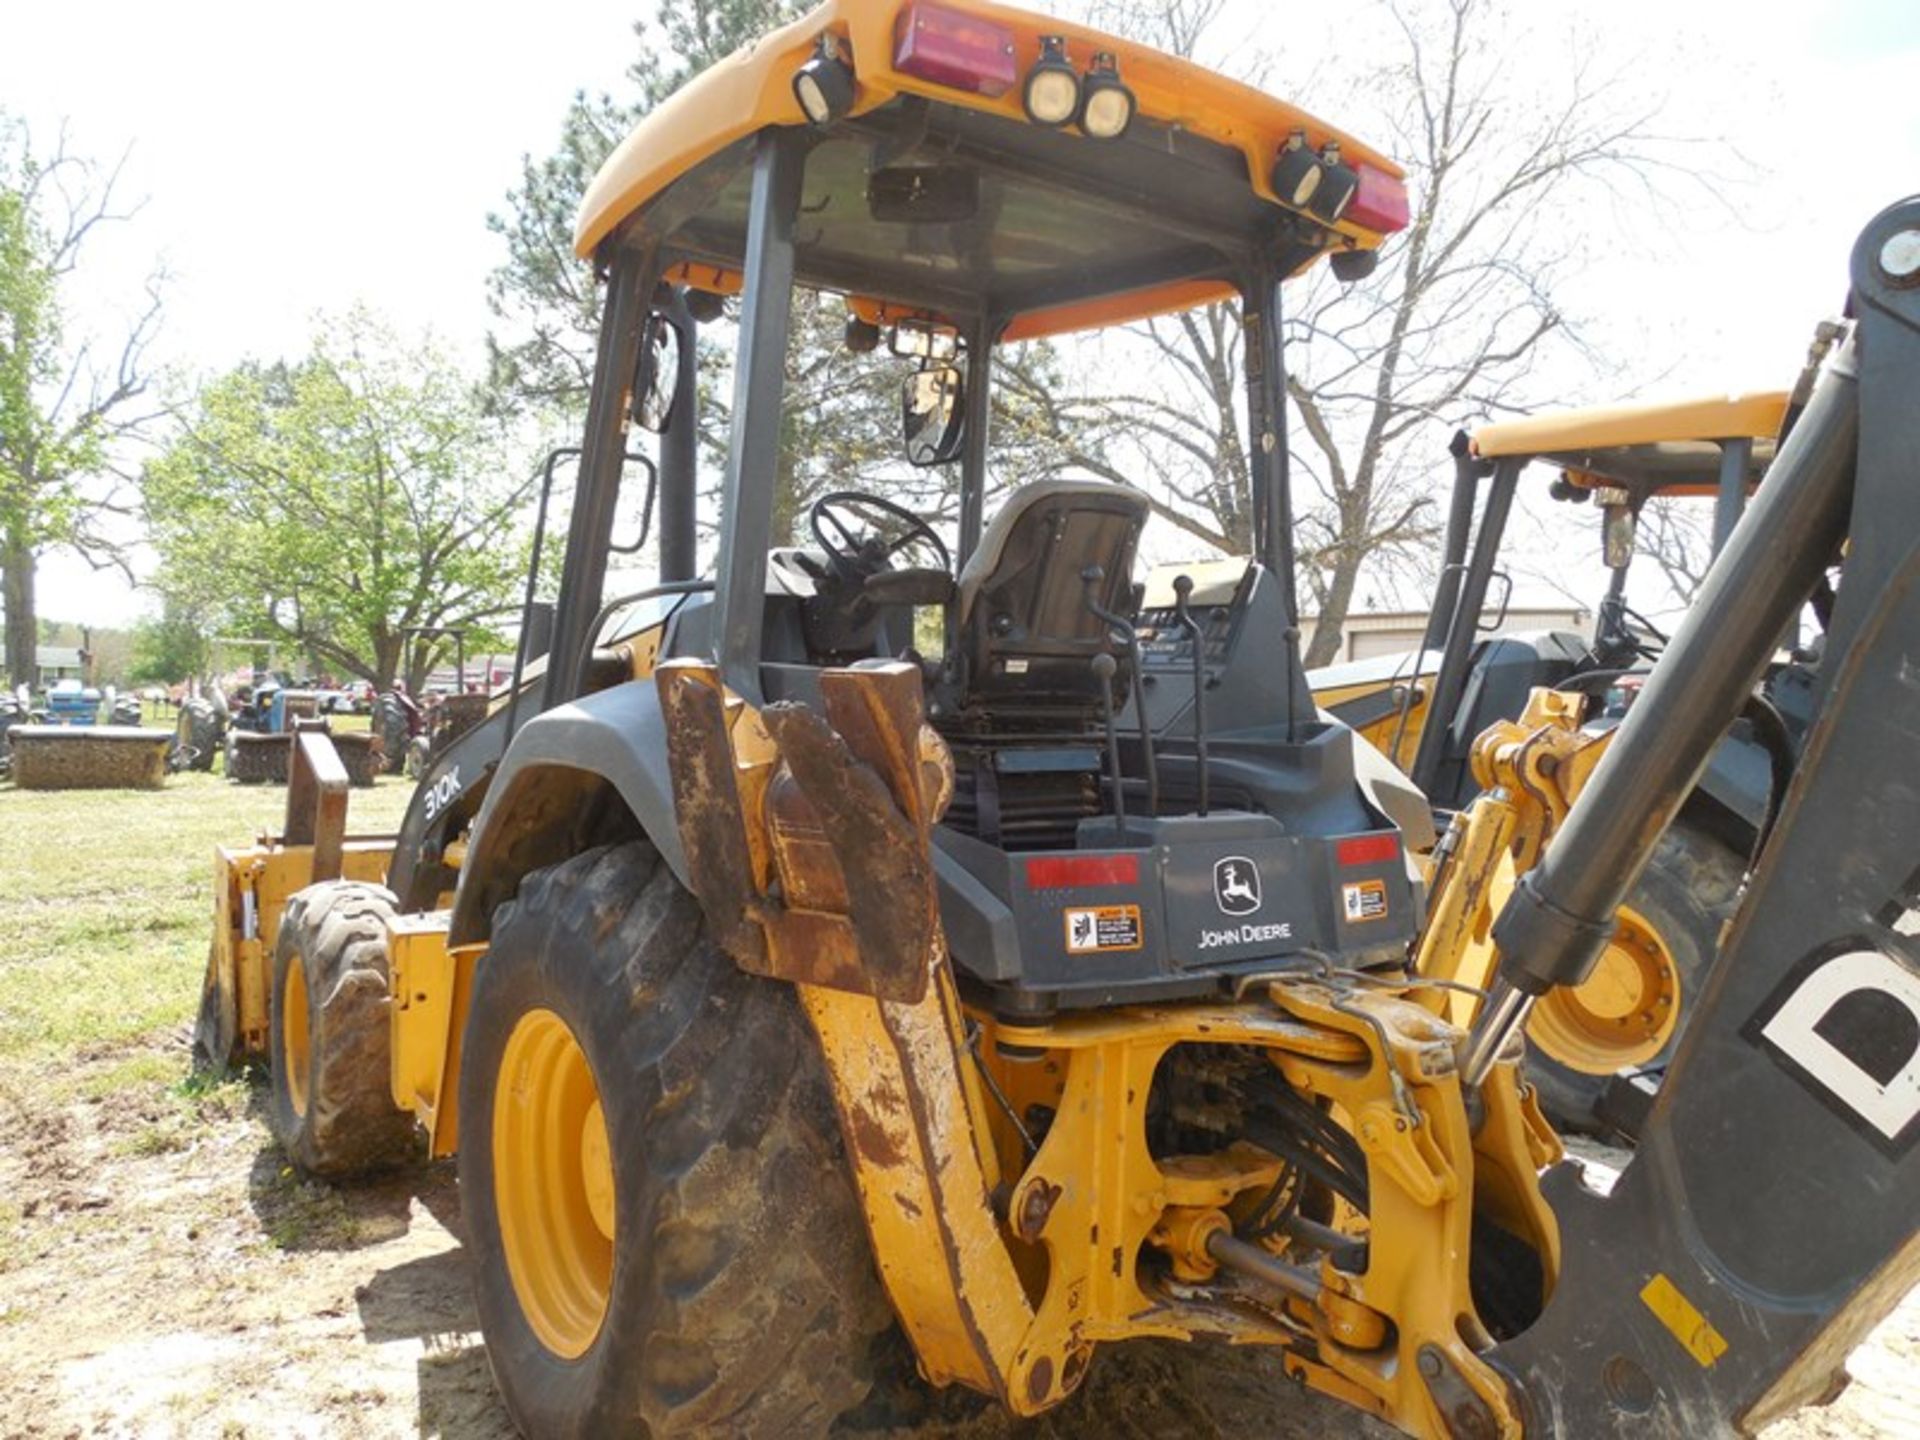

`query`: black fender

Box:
[447,678,682,948]
[1579,717,1769,860]
[1691,729,1771,839]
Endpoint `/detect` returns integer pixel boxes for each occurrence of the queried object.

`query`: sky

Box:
[5,0,1919,632]
[5,1,640,629]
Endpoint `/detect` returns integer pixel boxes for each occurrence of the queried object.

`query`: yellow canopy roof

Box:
[1473,392,1789,498]
[1475,393,1787,459]
[574,0,1406,340]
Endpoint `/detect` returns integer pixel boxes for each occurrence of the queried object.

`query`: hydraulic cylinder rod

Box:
[1463,332,1861,1086]
[1206,1230,1324,1304]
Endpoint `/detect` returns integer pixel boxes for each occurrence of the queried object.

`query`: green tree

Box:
[128,599,212,686]
[487,1,1093,553]
[486,0,802,415]
[0,117,164,685]
[144,311,530,691]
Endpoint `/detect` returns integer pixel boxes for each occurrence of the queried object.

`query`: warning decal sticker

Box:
[1342,879,1389,924]
[1065,905,1145,954]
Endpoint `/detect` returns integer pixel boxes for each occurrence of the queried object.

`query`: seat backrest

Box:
[951,480,1149,722]
[1428,631,1586,807]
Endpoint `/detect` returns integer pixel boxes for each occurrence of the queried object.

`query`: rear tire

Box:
[458,840,889,1437]
[376,695,410,775]
[192,941,238,1074]
[177,699,221,772]
[1524,819,1744,1138]
[267,882,419,1177]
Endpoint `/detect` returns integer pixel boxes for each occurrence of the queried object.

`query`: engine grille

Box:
[944,759,1102,851]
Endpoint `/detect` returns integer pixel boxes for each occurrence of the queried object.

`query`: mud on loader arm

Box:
[656,657,1050,1407]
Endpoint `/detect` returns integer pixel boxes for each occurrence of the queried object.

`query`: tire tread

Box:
[462,840,890,1437]
[269,881,418,1177]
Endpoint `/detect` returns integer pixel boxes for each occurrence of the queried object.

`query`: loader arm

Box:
[1476,199,1920,1435]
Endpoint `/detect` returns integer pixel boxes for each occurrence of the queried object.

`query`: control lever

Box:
[1172,574,1210,816]
[1082,566,1160,819]
[1090,652,1128,838]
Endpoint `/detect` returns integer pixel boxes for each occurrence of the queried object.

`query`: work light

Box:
[1310,143,1359,223]
[1271,130,1323,209]
[1329,249,1377,283]
[1078,53,1135,140]
[684,288,727,324]
[793,36,856,127]
[1022,36,1079,127]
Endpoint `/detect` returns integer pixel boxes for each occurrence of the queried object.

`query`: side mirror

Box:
[890,319,959,362]
[632,314,683,434]
[610,453,660,557]
[902,362,966,468]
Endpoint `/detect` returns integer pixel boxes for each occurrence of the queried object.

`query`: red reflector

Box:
[1026,854,1140,889]
[1346,165,1410,234]
[894,2,1018,98]
[1337,834,1401,868]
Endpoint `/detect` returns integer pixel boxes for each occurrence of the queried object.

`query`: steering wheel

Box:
[808,490,951,579]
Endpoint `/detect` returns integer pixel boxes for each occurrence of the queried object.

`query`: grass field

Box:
[0,766,473,1437]
[0,767,410,1074]
[0,758,1912,1438]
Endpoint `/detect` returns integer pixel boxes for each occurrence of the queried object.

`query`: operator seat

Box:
[1427,632,1587,808]
[946,479,1150,726]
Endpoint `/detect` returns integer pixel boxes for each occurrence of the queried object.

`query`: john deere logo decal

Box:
[1214,857,1261,916]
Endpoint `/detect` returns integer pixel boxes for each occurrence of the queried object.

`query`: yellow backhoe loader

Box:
[195,4,1920,1435]
[1309,390,1818,1138]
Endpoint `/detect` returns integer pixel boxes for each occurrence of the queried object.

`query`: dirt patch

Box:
[0,1037,506,1439]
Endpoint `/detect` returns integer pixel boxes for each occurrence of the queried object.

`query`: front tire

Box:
[268,882,419,1177]
[1525,818,1744,1138]
[458,840,889,1437]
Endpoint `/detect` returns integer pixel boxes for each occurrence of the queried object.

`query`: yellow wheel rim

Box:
[494,1008,614,1359]
[1528,906,1682,1076]
[283,961,311,1118]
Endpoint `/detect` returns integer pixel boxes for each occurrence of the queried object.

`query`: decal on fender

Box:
[1342,879,1389,923]
[1065,905,1143,954]
[423,766,463,822]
